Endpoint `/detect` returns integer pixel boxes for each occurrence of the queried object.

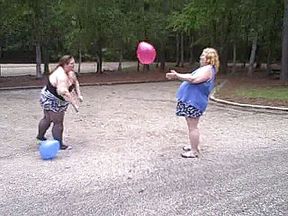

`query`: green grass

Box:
[236,86,288,100]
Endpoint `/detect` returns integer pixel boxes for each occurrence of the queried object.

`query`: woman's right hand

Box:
[166,70,178,80]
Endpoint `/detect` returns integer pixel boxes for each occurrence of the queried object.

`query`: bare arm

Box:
[56,74,79,112]
[68,71,83,102]
[166,65,212,83]
[75,80,82,98]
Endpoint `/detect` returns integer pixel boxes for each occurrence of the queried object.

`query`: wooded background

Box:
[0,0,287,80]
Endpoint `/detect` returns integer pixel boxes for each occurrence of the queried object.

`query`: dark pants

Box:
[37,110,65,146]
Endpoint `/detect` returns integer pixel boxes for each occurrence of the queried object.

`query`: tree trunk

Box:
[175,33,180,66]
[266,49,272,75]
[118,47,123,72]
[180,32,184,67]
[189,35,195,65]
[35,42,42,79]
[0,45,3,58]
[248,35,258,76]
[159,42,166,71]
[137,61,140,72]
[97,57,102,74]
[155,57,159,68]
[160,0,168,71]
[281,0,288,81]
[219,47,228,74]
[143,64,149,72]
[232,43,237,74]
[43,45,49,74]
[78,48,82,74]
[96,42,103,74]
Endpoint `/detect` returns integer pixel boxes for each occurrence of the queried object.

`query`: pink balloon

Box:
[137,41,156,64]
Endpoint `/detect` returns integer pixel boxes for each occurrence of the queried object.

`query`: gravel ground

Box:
[0,82,288,216]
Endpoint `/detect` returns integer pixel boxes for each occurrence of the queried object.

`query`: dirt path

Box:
[1,82,288,215]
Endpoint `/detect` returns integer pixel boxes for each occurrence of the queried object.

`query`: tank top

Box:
[46,78,75,101]
[176,65,216,112]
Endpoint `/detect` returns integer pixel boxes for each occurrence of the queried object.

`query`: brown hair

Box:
[51,55,74,73]
[202,48,220,72]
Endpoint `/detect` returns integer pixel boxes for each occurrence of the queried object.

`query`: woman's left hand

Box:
[78,95,83,102]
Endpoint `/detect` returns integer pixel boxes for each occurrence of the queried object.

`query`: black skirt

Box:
[176,101,203,118]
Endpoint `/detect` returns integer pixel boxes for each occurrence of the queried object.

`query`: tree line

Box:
[0,0,287,80]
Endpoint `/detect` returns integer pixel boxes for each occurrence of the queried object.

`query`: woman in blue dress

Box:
[166,48,220,158]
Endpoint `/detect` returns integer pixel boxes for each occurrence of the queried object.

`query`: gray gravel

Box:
[0,82,288,216]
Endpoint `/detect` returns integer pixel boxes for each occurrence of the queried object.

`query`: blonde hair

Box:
[202,48,220,72]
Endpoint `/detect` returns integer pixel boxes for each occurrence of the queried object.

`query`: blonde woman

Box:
[166,48,220,158]
[36,55,81,150]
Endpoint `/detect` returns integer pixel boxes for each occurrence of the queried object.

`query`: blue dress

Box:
[176,66,216,118]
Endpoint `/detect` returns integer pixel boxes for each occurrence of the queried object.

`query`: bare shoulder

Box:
[52,68,67,86]
[200,65,213,72]
[67,71,79,84]
[67,70,76,77]
[55,67,67,79]
[191,65,213,82]
[193,65,212,75]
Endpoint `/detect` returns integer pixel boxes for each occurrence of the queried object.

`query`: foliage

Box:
[0,0,285,76]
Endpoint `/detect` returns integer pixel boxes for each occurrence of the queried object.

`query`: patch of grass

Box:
[236,86,288,100]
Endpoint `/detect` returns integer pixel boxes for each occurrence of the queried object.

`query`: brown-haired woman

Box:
[36,55,82,150]
[166,48,219,158]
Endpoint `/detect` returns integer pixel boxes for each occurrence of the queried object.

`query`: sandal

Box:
[181,151,199,158]
[182,145,191,151]
[60,144,72,150]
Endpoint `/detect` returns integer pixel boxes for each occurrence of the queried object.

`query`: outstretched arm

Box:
[166,65,212,83]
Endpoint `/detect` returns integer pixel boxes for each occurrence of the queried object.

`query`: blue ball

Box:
[39,140,60,160]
